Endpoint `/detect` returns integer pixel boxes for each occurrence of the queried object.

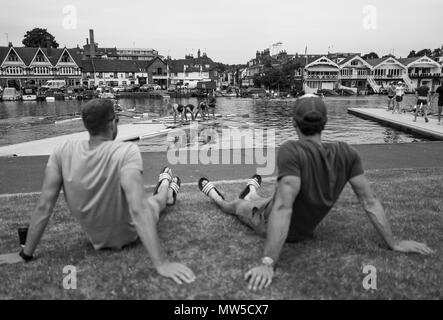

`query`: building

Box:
[338,55,372,92]
[81,59,146,87]
[399,56,441,91]
[302,56,340,93]
[136,56,169,88]
[0,44,82,89]
[366,56,409,92]
[167,50,218,87]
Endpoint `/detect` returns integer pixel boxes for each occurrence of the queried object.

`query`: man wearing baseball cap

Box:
[199,94,433,291]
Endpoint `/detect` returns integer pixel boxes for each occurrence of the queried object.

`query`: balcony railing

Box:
[340,74,369,79]
[306,75,338,80]
[408,73,441,78]
[370,74,404,79]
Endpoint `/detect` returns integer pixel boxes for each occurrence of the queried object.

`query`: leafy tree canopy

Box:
[22,28,59,48]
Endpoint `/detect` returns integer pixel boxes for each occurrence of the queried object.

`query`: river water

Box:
[0,95,428,152]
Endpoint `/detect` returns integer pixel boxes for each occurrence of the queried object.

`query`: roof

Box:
[81,59,141,72]
[12,47,38,65]
[365,56,405,68]
[0,47,10,65]
[168,55,216,73]
[338,54,360,65]
[398,56,440,67]
[0,46,83,67]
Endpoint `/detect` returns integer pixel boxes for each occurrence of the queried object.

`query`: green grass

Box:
[0,168,442,299]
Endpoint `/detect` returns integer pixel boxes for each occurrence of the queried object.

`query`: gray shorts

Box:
[235,197,274,236]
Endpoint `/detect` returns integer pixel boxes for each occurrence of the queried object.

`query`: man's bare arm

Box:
[263,176,301,263]
[25,166,63,256]
[120,169,166,268]
[0,166,62,265]
[349,174,433,254]
[244,175,300,291]
[120,169,195,284]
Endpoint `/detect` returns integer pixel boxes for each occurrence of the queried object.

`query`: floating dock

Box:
[0,122,170,157]
[348,108,443,141]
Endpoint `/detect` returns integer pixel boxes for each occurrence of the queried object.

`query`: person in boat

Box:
[207,92,217,119]
[196,101,210,120]
[0,99,196,285]
[167,102,188,123]
[198,94,433,291]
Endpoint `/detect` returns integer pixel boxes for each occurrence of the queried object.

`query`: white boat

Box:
[22,86,38,101]
[46,96,56,102]
[1,88,21,101]
[99,92,116,99]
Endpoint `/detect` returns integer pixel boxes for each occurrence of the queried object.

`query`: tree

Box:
[415,49,432,57]
[22,28,59,48]
[407,50,417,58]
[362,52,379,60]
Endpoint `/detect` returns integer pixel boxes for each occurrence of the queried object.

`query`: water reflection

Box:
[0,95,428,151]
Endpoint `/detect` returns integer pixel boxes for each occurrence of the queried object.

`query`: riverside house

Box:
[0,44,82,89]
[81,59,146,88]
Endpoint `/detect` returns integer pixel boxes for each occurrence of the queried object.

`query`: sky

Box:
[1,0,442,64]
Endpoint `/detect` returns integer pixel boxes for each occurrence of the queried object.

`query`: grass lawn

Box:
[0,167,442,299]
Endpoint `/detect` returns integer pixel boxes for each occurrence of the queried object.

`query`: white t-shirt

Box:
[395,86,405,97]
[47,140,143,250]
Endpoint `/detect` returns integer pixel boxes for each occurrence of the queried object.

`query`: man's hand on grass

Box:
[393,240,434,255]
[156,262,196,284]
[245,265,274,291]
[0,252,24,265]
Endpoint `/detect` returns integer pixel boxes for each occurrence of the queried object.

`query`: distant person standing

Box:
[207,92,217,119]
[436,85,443,125]
[393,81,406,114]
[387,82,396,111]
[414,84,431,123]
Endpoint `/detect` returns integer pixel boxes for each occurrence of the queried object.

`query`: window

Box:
[35,52,46,62]
[157,68,162,75]
[351,60,358,66]
[114,72,118,78]
[61,53,70,63]
[122,81,127,85]
[8,51,19,62]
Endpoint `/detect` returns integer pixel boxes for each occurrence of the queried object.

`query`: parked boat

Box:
[22,86,38,101]
[1,88,21,101]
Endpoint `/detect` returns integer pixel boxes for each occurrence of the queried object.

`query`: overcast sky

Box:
[1,0,442,64]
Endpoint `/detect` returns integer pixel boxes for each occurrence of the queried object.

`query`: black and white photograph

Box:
[0,0,442,304]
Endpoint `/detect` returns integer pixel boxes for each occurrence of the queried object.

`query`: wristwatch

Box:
[19,249,34,262]
[261,257,274,268]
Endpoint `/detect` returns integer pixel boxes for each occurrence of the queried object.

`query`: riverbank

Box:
[1,167,442,299]
[1,142,443,195]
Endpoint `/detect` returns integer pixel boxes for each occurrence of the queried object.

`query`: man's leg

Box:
[414,101,419,121]
[200,179,272,237]
[148,169,176,221]
[438,105,442,124]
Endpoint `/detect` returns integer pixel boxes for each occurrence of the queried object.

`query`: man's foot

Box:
[167,177,181,206]
[199,177,225,201]
[239,175,262,200]
[425,117,429,123]
[154,167,172,195]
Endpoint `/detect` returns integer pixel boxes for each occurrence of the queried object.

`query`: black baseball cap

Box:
[293,94,328,125]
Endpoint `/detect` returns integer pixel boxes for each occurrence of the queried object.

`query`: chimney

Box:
[8,42,12,47]
[86,38,89,45]
[198,49,201,58]
[89,29,95,58]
